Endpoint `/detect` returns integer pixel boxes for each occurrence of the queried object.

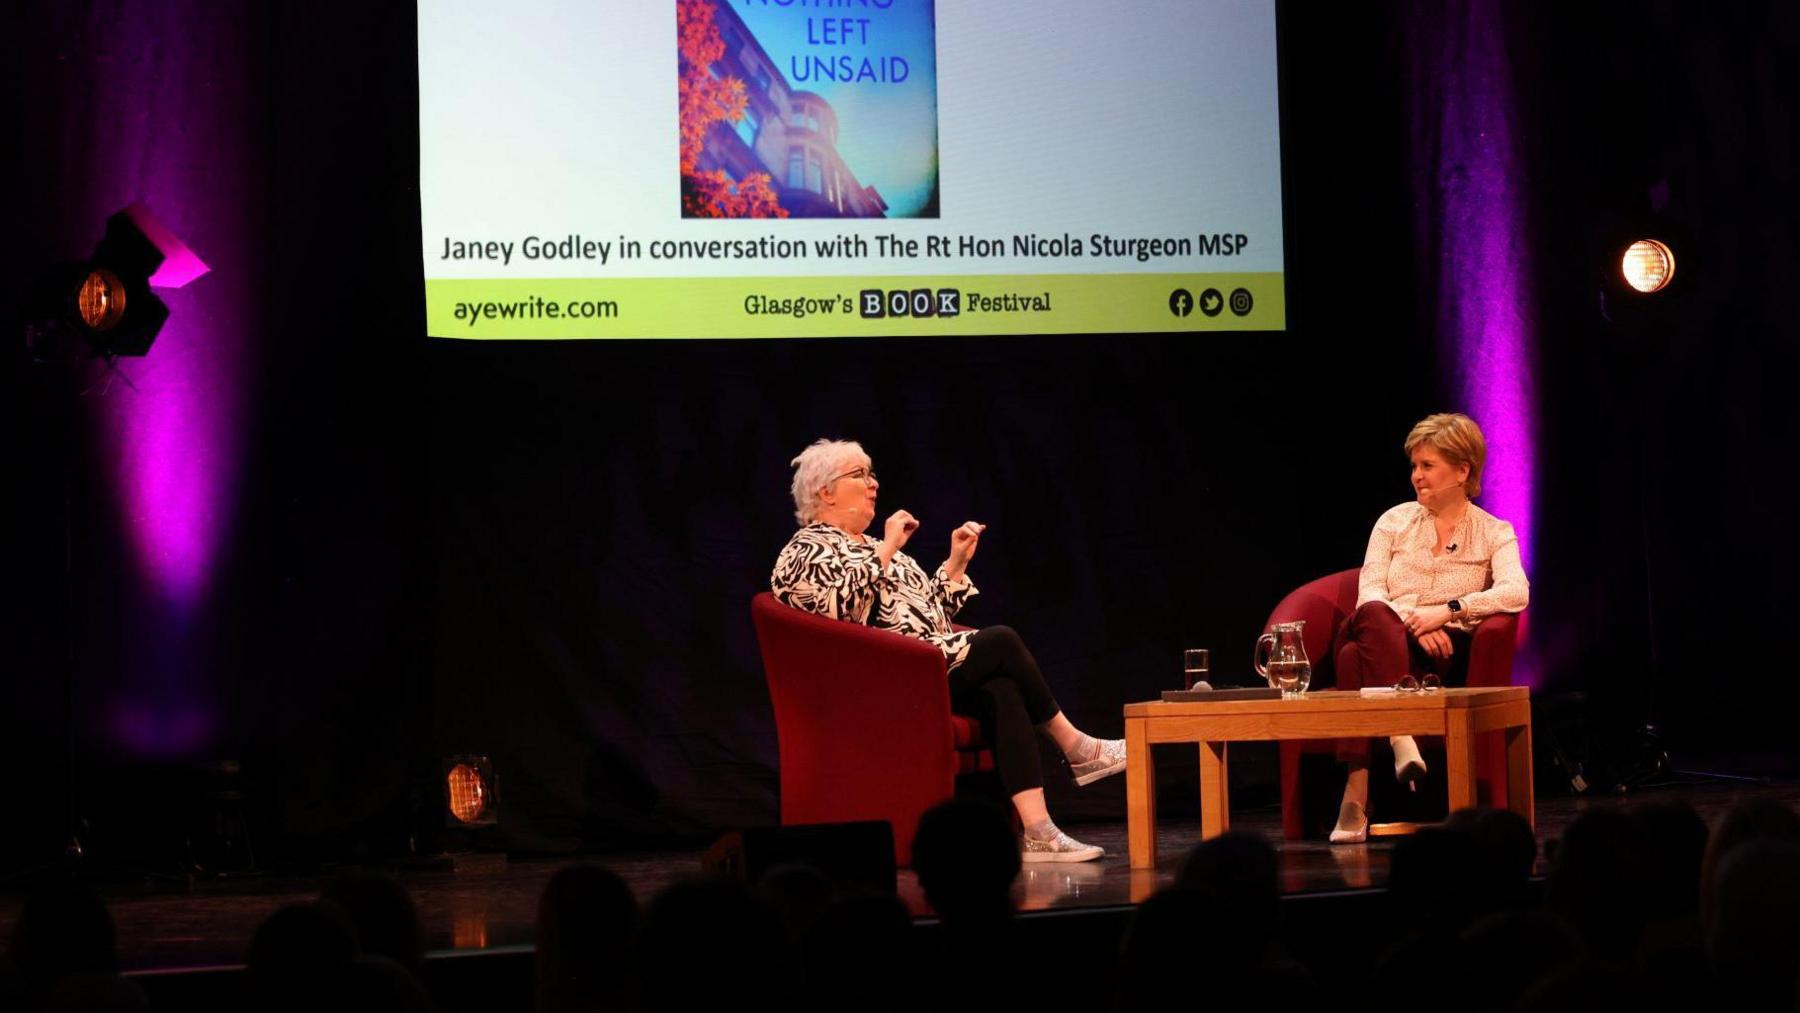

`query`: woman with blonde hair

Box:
[1328,413,1530,843]
[771,438,1126,862]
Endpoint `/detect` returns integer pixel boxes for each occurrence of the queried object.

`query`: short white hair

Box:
[789,438,868,524]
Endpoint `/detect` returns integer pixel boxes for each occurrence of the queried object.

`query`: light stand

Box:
[1600,235,1769,793]
[4,205,213,884]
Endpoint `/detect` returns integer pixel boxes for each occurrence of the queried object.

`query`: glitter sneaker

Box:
[1021,826,1105,863]
[1069,737,1128,786]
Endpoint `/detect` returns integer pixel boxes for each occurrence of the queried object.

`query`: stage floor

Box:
[3,780,1794,973]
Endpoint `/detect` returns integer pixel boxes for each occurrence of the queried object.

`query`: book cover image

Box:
[677,0,939,219]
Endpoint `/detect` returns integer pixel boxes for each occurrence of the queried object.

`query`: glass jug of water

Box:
[1254,621,1312,698]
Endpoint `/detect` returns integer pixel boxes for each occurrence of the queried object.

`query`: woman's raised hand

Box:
[949,521,986,567]
[884,510,920,549]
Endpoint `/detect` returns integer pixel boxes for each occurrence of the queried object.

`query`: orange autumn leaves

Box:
[678,0,788,218]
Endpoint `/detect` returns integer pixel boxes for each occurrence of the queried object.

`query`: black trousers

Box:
[947,625,1062,797]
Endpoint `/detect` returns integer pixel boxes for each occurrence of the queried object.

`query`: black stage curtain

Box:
[6,1,1797,863]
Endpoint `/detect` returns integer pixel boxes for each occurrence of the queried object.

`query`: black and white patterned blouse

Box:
[771,521,980,670]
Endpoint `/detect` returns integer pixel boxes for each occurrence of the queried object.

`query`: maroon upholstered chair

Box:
[1266,570,1523,840]
[751,592,993,866]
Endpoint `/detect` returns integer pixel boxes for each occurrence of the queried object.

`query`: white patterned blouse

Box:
[771,521,980,670]
[1357,501,1531,632]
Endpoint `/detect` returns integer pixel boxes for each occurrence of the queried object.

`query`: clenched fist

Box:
[948,521,986,569]
[883,510,920,550]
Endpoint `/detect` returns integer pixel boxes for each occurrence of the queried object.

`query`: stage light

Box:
[76,269,130,331]
[23,203,206,362]
[1622,239,1675,293]
[445,755,499,827]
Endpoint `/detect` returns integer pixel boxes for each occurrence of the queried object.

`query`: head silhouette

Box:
[246,901,359,1011]
[1706,840,1800,1009]
[8,879,117,1002]
[1700,798,1800,930]
[1546,809,1650,966]
[1176,831,1278,947]
[320,872,425,970]
[535,863,638,1013]
[636,876,787,1012]
[910,799,1020,924]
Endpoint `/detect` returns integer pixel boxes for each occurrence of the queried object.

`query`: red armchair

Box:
[1268,570,1523,839]
[751,592,994,866]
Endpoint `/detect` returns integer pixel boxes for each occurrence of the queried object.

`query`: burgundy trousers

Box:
[1330,601,1471,762]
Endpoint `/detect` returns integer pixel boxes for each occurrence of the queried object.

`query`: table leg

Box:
[1506,721,1536,830]
[1128,869,1162,904]
[1199,740,1229,840]
[1446,710,1477,813]
[1126,716,1156,869]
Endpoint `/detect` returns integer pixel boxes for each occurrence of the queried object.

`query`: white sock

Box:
[1065,733,1100,763]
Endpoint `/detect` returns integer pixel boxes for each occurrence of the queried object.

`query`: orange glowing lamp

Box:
[445,756,499,827]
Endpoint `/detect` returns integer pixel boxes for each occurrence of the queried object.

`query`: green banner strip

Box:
[425,273,1285,339]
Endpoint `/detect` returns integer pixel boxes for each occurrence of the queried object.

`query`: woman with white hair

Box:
[1328,413,1530,843]
[771,438,1125,863]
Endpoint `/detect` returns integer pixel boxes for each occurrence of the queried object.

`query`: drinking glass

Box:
[1183,649,1211,690]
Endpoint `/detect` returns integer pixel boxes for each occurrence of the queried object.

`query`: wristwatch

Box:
[1446,599,1464,618]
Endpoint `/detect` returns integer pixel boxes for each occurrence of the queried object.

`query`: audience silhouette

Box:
[534,863,638,1013]
[6,879,147,1012]
[320,871,427,972]
[1707,840,1800,1010]
[633,875,789,1012]
[909,798,1047,1012]
[245,898,439,1013]
[910,798,1021,927]
[12,796,1800,1013]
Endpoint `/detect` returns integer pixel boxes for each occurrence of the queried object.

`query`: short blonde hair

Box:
[1404,413,1487,498]
[789,438,869,524]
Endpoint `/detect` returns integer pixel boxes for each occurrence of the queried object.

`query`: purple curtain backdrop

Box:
[1404,0,1539,683]
[21,3,266,757]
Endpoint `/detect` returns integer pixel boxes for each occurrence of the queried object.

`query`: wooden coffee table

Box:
[1123,686,1533,868]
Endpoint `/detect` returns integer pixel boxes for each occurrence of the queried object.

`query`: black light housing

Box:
[24,205,203,362]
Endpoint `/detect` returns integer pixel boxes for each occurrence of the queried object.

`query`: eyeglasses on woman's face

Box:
[828,466,878,486]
